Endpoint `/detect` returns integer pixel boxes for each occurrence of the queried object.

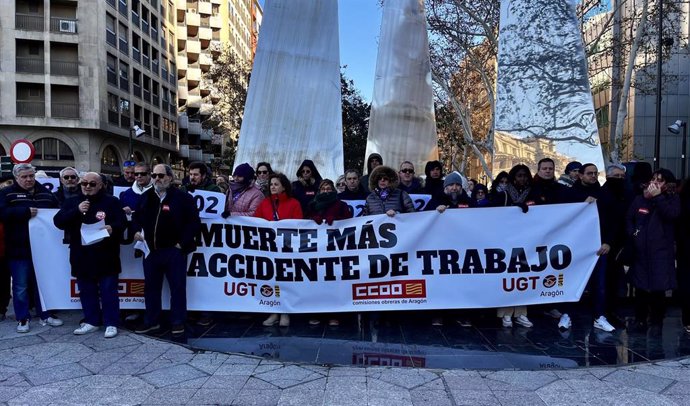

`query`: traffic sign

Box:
[9,139,35,164]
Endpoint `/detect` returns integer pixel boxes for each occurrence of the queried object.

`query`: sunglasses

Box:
[380,177,390,182]
[134,172,149,176]
[62,175,77,180]
[257,170,269,174]
[400,169,414,174]
[80,181,99,187]
[123,161,136,167]
[151,173,167,179]
[301,169,311,174]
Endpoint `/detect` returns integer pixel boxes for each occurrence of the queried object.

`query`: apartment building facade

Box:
[0,0,179,175]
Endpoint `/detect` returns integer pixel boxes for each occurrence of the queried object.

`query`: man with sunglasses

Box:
[54,172,127,338]
[54,167,82,206]
[132,164,200,336]
[0,163,62,333]
[119,162,153,219]
[113,160,137,187]
[397,161,424,194]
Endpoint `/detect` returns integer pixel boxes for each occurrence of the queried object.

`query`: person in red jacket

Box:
[254,173,303,327]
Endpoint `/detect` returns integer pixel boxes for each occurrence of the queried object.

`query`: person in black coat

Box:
[54,172,126,338]
[0,163,62,333]
[291,159,323,215]
[677,176,690,332]
[560,163,616,332]
[132,164,201,336]
[526,158,565,205]
[626,168,680,328]
[422,160,444,198]
[54,167,82,207]
[426,172,471,211]
[338,169,368,200]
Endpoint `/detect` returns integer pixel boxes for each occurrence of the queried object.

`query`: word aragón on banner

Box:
[30,203,601,313]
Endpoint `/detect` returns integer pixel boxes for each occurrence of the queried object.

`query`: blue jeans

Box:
[9,259,48,321]
[77,275,120,327]
[143,248,187,326]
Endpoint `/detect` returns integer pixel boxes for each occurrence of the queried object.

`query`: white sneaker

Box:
[40,317,64,327]
[16,320,29,333]
[593,316,616,332]
[73,323,99,335]
[501,315,513,328]
[558,313,572,330]
[515,315,533,328]
[124,313,140,322]
[262,314,279,326]
[104,326,118,338]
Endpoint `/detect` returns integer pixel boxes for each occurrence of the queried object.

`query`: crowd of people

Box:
[0,152,687,339]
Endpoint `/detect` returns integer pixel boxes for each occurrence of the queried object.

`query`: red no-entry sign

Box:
[9,139,35,164]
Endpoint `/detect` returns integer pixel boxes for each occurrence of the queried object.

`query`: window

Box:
[118,23,128,55]
[118,0,127,16]
[107,53,117,86]
[108,93,119,124]
[101,146,120,173]
[34,138,74,161]
[120,97,131,128]
[106,13,117,47]
[119,61,129,91]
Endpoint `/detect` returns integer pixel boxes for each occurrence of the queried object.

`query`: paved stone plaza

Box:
[0,312,688,405]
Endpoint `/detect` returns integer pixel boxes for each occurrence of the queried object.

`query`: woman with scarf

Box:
[255,162,274,196]
[494,164,534,328]
[307,179,352,326]
[363,166,415,216]
[254,173,303,327]
[489,171,510,206]
[222,163,265,217]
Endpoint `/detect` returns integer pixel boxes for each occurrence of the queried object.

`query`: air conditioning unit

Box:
[59,20,76,33]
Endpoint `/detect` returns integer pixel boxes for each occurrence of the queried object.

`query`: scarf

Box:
[310,191,338,212]
[505,183,530,204]
[230,181,249,203]
[375,188,390,201]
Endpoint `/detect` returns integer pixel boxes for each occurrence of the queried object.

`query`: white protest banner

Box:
[343,200,366,217]
[30,203,600,313]
[409,194,431,211]
[189,189,226,219]
[114,186,129,200]
[344,194,431,216]
[38,178,60,193]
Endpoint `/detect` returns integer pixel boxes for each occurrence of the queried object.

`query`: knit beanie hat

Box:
[233,163,255,180]
[443,172,463,188]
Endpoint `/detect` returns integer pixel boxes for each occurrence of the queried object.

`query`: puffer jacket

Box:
[225,183,265,216]
[363,166,414,215]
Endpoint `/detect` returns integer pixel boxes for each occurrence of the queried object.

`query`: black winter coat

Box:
[53,191,126,279]
[526,176,565,205]
[0,183,59,259]
[563,181,615,246]
[626,193,680,291]
[133,187,201,254]
[426,190,472,210]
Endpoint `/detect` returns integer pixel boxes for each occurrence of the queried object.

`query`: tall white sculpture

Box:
[365,0,438,174]
[234,0,343,181]
[495,0,605,174]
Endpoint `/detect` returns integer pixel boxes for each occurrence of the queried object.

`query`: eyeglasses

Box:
[257,170,269,174]
[123,161,136,167]
[62,175,77,180]
[134,172,149,177]
[151,173,167,179]
[80,181,98,188]
[400,169,414,174]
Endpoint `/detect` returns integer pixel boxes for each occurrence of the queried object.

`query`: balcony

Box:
[186,11,200,29]
[189,148,203,161]
[187,38,200,56]
[187,94,201,108]
[199,26,212,41]
[188,120,202,135]
[17,100,45,117]
[200,128,213,141]
[200,103,213,116]
[50,17,77,34]
[142,54,150,70]
[16,57,44,74]
[51,60,78,76]
[209,15,221,29]
[178,113,188,129]
[51,102,79,118]
[179,144,190,158]
[199,1,212,15]
[177,58,187,76]
[152,93,159,107]
[199,53,212,71]
[16,14,44,31]
[187,67,201,83]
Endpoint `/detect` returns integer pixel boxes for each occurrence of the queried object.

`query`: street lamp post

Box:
[668,120,687,179]
[129,125,145,160]
[653,0,664,170]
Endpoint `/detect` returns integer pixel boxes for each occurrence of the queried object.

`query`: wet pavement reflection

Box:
[131,303,690,370]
